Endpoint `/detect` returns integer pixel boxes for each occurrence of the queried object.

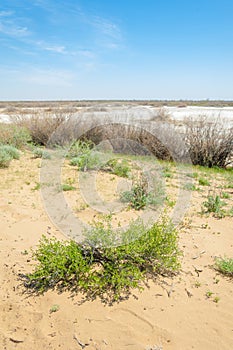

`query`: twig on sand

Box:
[193,265,203,277]
[9,337,24,343]
[73,334,89,349]
[185,288,193,298]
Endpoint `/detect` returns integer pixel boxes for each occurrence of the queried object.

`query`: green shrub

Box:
[0,145,20,159]
[121,177,164,210]
[0,123,31,148]
[69,153,100,171]
[102,158,130,178]
[68,140,94,158]
[215,257,233,277]
[0,149,12,168]
[121,179,148,210]
[162,165,173,178]
[202,194,226,218]
[22,217,180,301]
[198,177,210,186]
[32,148,51,159]
[68,140,100,171]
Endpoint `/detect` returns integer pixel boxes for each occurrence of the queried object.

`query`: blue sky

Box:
[0,0,233,100]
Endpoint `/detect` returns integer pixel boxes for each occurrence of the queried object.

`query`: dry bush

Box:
[72,110,189,162]
[11,112,75,146]
[81,121,173,160]
[150,107,172,122]
[184,116,233,168]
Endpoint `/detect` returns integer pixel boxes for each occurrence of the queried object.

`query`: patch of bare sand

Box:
[0,153,233,349]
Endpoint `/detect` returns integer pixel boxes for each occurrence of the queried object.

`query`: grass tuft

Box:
[215,257,233,277]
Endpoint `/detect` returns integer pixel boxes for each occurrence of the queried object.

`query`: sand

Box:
[0,152,233,350]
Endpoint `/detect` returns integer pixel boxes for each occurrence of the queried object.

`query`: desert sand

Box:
[0,149,233,350]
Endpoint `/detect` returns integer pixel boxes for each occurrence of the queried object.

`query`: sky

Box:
[0,0,233,100]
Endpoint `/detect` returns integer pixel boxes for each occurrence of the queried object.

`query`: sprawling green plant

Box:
[68,140,100,171]
[61,183,76,191]
[0,148,12,168]
[0,144,21,168]
[102,158,130,178]
[0,145,20,159]
[202,194,226,218]
[215,257,233,277]
[198,177,210,186]
[67,139,93,158]
[120,176,164,210]
[23,216,180,302]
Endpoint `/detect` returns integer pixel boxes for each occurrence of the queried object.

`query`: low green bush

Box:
[120,177,164,210]
[198,177,210,186]
[68,140,100,171]
[22,216,180,301]
[215,257,233,277]
[70,153,100,171]
[32,148,51,159]
[0,149,12,168]
[0,145,20,159]
[67,140,94,158]
[102,158,130,178]
[202,194,226,218]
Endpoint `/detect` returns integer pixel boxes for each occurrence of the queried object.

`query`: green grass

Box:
[215,257,233,277]
[221,191,230,199]
[165,196,176,208]
[62,183,76,191]
[68,140,101,171]
[49,304,60,313]
[102,158,130,178]
[32,182,41,191]
[120,177,164,210]
[186,172,199,179]
[202,194,226,218]
[22,216,180,302]
[198,177,210,186]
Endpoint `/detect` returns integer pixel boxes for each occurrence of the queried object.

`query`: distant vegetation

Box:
[4,108,232,169]
[1,99,233,109]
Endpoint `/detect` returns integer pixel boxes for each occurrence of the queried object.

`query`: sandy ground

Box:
[0,152,233,350]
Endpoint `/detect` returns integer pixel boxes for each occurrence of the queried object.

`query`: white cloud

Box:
[0,11,14,17]
[35,41,67,54]
[0,24,29,37]
[91,16,121,40]
[44,45,66,53]
[0,10,30,37]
